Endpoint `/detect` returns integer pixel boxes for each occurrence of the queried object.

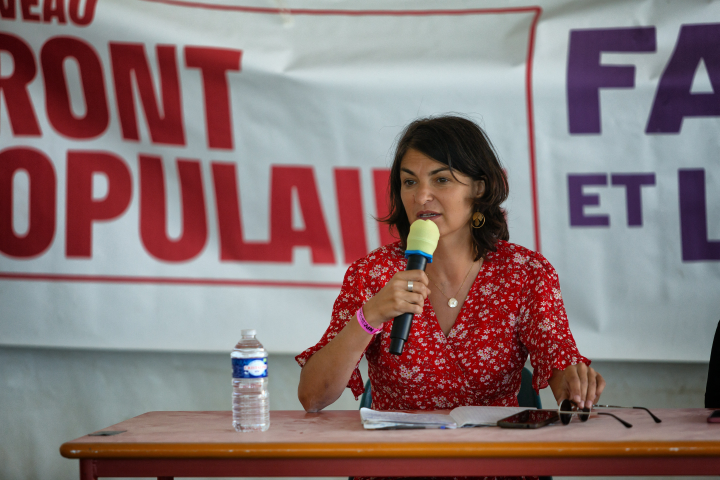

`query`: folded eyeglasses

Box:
[557,399,662,428]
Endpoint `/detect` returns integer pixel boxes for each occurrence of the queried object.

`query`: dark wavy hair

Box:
[380,115,509,260]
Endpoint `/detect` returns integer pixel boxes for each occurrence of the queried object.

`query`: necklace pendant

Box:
[448,298,459,308]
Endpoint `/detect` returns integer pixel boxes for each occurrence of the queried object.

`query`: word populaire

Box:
[0,147,394,265]
[567,23,720,134]
[568,170,719,262]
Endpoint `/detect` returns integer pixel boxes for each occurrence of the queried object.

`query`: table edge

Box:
[60,441,720,459]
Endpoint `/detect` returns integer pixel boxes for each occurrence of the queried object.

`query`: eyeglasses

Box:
[557,399,662,428]
[558,399,631,428]
[593,404,662,423]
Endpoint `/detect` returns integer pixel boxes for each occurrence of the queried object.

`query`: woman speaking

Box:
[296,115,604,418]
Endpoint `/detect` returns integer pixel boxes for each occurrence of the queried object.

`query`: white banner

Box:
[0,0,718,361]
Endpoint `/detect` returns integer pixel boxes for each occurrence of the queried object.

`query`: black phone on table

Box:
[497,409,560,429]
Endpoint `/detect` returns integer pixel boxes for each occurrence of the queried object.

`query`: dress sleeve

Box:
[294,261,374,400]
[516,252,590,393]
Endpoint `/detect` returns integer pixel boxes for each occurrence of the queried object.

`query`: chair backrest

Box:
[517,366,542,409]
[706,319,720,408]
[359,366,541,410]
[359,381,373,409]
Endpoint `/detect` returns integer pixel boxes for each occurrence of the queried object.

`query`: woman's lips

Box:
[416,211,440,219]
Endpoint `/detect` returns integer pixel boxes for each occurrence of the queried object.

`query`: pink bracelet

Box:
[356,307,383,335]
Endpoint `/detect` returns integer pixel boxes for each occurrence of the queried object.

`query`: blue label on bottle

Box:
[232,357,268,378]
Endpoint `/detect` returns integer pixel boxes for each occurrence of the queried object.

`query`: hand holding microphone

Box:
[388,220,440,354]
[359,220,440,354]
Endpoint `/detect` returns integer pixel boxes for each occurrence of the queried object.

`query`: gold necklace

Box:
[428,262,476,308]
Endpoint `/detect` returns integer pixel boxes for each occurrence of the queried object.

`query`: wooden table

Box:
[60,409,720,478]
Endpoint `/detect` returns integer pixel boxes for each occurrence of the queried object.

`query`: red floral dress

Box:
[295,240,590,480]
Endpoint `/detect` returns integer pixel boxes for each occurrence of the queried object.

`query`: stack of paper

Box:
[360,406,530,430]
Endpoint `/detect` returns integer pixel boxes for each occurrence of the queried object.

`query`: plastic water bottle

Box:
[231,329,269,432]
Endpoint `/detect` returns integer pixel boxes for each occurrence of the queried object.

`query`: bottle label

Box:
[232,358,268,378]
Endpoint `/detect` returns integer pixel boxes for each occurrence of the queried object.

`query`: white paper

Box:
[360,406,532,429]
[449,406,529,427]
[360,408,456,429]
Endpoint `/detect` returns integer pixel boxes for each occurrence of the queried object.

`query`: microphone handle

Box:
[389,254,428,355]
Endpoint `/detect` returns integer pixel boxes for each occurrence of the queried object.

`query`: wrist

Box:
[356,306,383,335]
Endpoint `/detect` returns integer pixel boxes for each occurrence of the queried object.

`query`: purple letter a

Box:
[647,24,720,133]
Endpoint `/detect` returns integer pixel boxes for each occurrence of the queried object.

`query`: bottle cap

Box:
[241,329,256,337]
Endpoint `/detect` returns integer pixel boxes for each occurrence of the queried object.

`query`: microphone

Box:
[389,220,440,355]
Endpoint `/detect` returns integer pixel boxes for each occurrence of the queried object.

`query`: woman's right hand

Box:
[361,270,431,328]
[298,270,429,412]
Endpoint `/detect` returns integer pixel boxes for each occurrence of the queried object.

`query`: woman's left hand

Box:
[548,363,605,409]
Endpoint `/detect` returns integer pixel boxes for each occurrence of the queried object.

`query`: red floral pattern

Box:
[296,240,589,411]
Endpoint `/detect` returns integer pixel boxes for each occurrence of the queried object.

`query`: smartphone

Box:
[497,409,560,429]
[707,410,720,423]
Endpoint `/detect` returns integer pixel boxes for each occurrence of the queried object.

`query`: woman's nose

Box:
[414,183,433,204]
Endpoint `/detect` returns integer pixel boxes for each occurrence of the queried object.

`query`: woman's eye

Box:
[436,177,449,183]
[402,179,415,186]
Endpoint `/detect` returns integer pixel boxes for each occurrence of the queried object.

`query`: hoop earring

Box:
[472,211,485,229]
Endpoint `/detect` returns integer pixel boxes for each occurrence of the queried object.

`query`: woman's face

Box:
[399,148,484,243]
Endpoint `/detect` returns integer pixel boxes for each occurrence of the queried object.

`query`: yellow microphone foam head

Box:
[405,220,440,257]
